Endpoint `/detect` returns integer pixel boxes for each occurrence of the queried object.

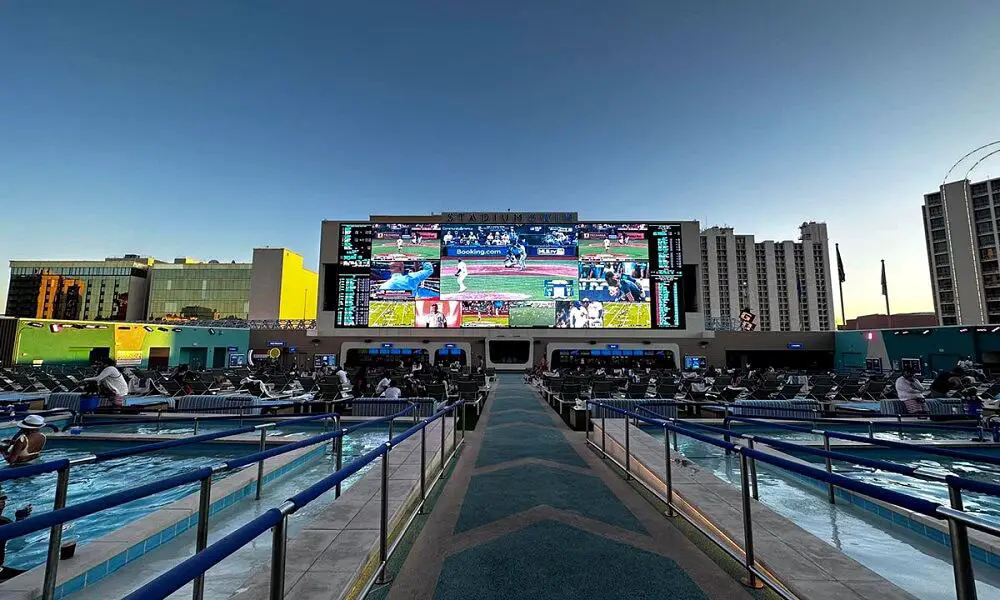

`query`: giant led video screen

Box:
[330,222,685,329]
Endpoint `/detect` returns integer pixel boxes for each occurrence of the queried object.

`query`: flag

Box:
[836,244,845,283]
[881,261,887,296]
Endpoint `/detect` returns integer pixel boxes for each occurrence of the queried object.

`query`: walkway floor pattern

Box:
[381,374,754,600]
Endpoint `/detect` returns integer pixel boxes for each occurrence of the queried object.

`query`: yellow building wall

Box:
[278,250,318,320]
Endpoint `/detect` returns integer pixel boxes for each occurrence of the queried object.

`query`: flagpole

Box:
[836,243,846,329]
[882,259,891,327]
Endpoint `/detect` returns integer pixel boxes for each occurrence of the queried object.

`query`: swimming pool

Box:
[653,429,1000,599]
[2,426,391,571]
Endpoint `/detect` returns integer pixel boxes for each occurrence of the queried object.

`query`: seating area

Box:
[0,361,495,422]
[532,364,1000,420]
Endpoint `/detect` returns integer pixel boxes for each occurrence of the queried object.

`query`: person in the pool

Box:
[0,491,33,581]
[1,415,47,466]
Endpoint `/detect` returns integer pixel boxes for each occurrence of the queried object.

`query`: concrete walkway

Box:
[379,374,754,600]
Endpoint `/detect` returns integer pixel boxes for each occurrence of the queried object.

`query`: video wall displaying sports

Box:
[330,222,685,329]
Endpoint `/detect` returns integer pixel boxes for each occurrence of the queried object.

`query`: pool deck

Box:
[598,419,918,600]
[226,413,460,600]
[376,374,752,600]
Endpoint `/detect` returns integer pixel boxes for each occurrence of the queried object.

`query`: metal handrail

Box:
[726,416,1000,466]
[0,407,417,600]
[121,401,466,600]
[587,400,992,600]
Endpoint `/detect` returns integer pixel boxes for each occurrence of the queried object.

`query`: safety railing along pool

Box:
[587,400,1000,600]
[0,401,426,600]
[121,400,466,600]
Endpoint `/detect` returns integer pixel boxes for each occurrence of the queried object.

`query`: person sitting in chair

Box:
[895,368,927,414]
[84,358,128,408]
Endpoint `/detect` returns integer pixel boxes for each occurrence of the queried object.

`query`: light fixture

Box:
[959,328,969,333]
[921,330,931,335]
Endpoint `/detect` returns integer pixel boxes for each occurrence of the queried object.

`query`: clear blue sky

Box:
[2,1,999,318]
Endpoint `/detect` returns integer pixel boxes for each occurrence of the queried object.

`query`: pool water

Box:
[70,418,339,437]
[795,447,1000,524]
[2,426,391,571]
[730,422,987,444]
[651,430,1000,600]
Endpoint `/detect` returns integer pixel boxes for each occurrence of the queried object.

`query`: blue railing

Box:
[0,412,341,485]
[122,401,466,600]
[0,403,420,600]
[724,416,1000,466]
[587,400,1000,599]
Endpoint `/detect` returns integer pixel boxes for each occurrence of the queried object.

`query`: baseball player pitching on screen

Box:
[379,261,437,298]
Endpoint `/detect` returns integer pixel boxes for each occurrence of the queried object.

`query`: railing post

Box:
[334,434,343,499]
[739,451,763,589]
[192,475,213,600]
[823,432,836,504]
[439,411,446,480]
[584,402,591,441]
[896,414,904,439]
[462,402,468,441]
[452,405,458,451]
[947,481,979,600]
[193,417,200,436]
[256,427,267,500]
[624,414,631,481]
[41,465,71,600]
[601,412,607,457]
[672,428,678,452]
[419,423,427,513]
[746,437,759,500]
[269,513,289,600]
[376,443,391,585]
[388,416,395,442]
[724,419,732,455]
[663,423,674,517]
[156,410,162,433]
[867,420,874,439]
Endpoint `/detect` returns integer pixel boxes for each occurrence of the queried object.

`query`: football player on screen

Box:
[605,272,644,302]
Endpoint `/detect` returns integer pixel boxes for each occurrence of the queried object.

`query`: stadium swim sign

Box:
[441,212,578,224]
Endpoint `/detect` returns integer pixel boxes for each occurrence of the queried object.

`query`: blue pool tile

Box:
[987,552,1000,568]
[892,513,909,526]
[85,562,108,584]
[61,574,86,596]
[144,533,162,552]
[107,552,127,574]
[877,506,893,519]
[906,520,925,535]
[126,542,144,562]
[161,525,177,543]
[971,546,988,561]
[925,528,947,545]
